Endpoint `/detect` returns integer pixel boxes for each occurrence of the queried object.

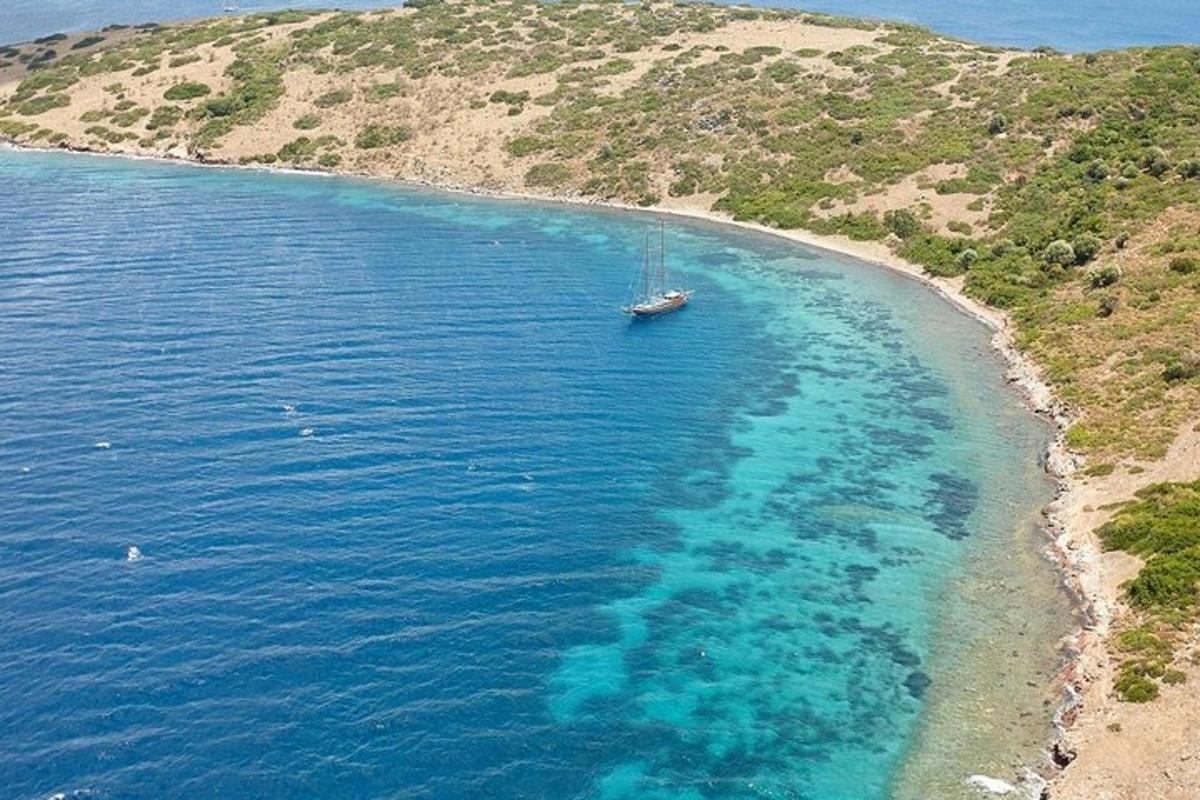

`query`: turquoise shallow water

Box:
[1,0,1197,51]
[0,148,1066,799]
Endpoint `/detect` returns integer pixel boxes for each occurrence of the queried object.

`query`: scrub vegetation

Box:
[1,0,1199,460]
[1100,480,1200,701]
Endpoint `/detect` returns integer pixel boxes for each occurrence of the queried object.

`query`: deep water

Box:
[0,148,1068,800]
[1,0,1197,52]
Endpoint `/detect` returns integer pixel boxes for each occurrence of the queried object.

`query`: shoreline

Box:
[0,137,1101,793]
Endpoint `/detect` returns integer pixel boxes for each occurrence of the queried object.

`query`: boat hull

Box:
[624,291,692,317]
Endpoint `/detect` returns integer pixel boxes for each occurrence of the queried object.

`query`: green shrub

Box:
[1101,481,1200,614]
[314,89,352,108]
[293,113,321,130]
[0,119,38,137]
[71,35,105,50]
[1163,668,1187,685]
[1065,424,1106,450]
[767,60,802,83]
[936,166,1001,195]
[277,136,319,161]
[956,248,979,269]
[1115,668,1160,702]
[1169,257,1198,274]
[525,162,572,187]
[487,91,530,107]
[1085,159,1110,181]
[1043,239,1076,268]
[169,54,202,68]
[318,152,342,168]
[1162,350,1200,383]
[814,212,886,241]
[354,123,410,149]
[364,82,403,103]
[884,208,921,239]
[991,238,1016,256]
[1141,146,1171,177]
[1127,546,1200,607]
[163,81,211,101]
[986,113,1007,135]
[1100,481,1200,556]
[505,136,547,157]
[1088,264,1120,288]
[1178,160,1200,179]
[1073,233,1104,264]
[16,94,70,115]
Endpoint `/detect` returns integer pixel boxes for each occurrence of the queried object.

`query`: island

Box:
[2,2,1198,795]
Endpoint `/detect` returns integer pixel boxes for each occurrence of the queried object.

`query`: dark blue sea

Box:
[0,149,1072,800]
[1,0,1197,51]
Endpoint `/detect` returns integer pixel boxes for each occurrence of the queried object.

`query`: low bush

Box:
[1088,264,1121,288]
[15,93,69,115]
[71,35,105,50]
[293,113,321,130]
[1163,354,1200,383]
[884,208,921,239]
[505,136,548,157]
[163,81,211,101]
[1072,233,1104,264]
[1178,160,1200,179]
[1043,239,1076,268]
[1162,669,1187,686]
[169,54,202,68]
[1127,546,1200,608]
[277,136,319,161]
[364,82,403,103]
[1169,256,1198,274]
[314,89,352,108]
[1115,668,1160,702]
[354,123,410,149]
[525,162,572,187]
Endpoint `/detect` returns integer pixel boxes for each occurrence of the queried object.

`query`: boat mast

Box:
[659,221,667,290]
[643,233,651,300]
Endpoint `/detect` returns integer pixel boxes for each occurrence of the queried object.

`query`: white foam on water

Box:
[94,441,111,449]
[283,403,296,414]
[126,546,143,562]
[299,427,315,437]
[966,775,1016,795]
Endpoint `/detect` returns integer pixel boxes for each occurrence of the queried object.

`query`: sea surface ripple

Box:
[0,149,1070,800]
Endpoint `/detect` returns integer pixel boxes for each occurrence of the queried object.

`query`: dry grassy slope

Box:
[0,8,909,194]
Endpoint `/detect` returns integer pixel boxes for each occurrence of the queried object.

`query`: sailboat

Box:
[622,223,693,317]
